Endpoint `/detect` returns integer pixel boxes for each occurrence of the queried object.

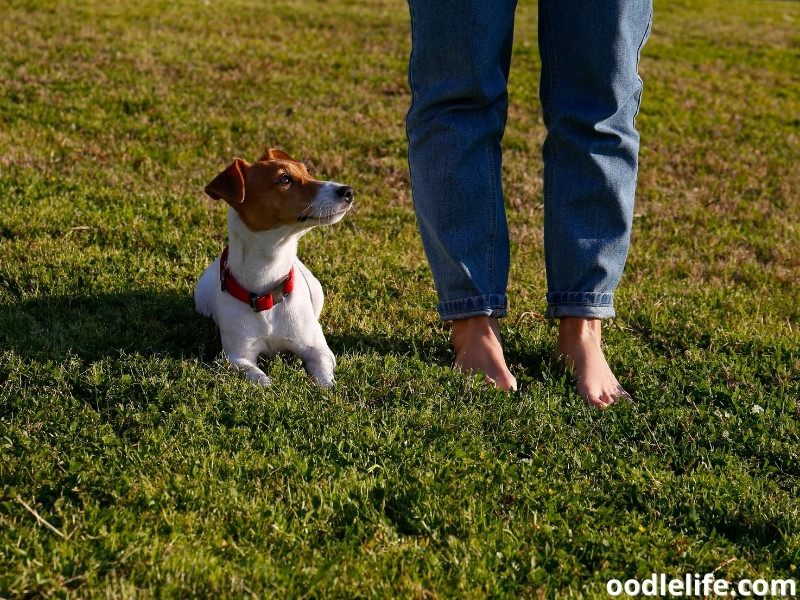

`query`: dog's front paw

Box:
[314,374,335,388]
[226,356,272,387]
[303,352,336,388]
[250,372,272,387]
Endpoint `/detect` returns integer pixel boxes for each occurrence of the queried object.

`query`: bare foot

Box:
[555,317,630,408]
[451,316,518,392]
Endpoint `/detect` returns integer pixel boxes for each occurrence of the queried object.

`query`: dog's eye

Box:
[276,173,293,186]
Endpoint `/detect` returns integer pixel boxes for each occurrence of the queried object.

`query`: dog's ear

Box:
[259,148,295,162]
[205,158,249,204]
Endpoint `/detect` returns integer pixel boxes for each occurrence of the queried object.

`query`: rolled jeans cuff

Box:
[437,294,509,321]
[545,292,615,319]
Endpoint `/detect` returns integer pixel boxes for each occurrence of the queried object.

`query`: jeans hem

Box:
[437,295,509,321]
[545,292,615,319]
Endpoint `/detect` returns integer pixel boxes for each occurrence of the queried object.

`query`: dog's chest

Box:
[248,301,307,356]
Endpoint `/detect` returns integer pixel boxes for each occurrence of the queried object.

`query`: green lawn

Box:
[1,0,799,597]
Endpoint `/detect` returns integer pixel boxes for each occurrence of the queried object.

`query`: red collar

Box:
[219,245,294,312]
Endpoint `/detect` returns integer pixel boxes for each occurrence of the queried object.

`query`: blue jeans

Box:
[406,0,653,321]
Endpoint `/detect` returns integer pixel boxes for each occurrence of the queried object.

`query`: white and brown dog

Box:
[195,148,353,387]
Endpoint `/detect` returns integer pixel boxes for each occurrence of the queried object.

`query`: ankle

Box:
[557,317,602,349]
[451,315,501,351]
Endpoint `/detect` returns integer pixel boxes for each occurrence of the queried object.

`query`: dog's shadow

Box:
[0,291,219,364]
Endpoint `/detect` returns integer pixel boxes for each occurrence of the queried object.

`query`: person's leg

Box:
[406,0,518,390]
[538,0,653,406]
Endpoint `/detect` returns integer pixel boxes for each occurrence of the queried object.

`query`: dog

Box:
[195,148,353,387]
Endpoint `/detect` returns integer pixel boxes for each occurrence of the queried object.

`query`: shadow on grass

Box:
[325,332,451,364]
[328,325,561,394]
[0,291,219,363]
[0,293,440,366]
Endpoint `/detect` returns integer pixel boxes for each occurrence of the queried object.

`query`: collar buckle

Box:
[249,292,274,312]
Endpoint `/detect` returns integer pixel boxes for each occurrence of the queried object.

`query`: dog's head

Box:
[205,148,354,231]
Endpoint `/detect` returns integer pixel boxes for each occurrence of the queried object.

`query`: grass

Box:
[1,0,799,597]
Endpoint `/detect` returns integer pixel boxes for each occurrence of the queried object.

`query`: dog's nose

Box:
[336,185,354,204]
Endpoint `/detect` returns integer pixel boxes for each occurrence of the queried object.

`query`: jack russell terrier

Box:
[195,148,353,387]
